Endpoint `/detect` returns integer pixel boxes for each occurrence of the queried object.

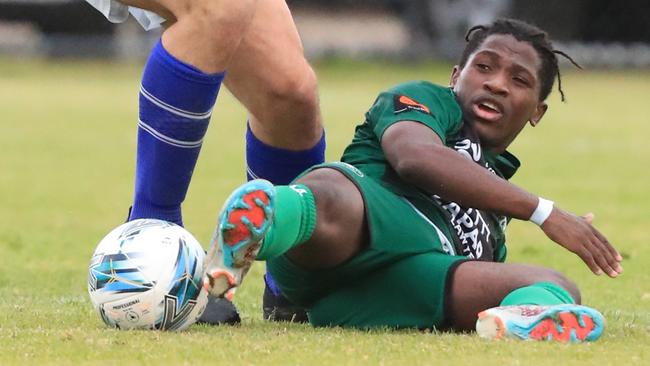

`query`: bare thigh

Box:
[116,0,259,73]
[117,0,320,141]
[448,261,581,331]
[224,0,322,150]
[284,168,369,270]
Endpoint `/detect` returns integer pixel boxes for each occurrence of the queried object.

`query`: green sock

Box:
[256,184,316,260]
[500,282,575,306]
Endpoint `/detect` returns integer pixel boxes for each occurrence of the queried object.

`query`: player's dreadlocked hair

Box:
[458,18,581,102]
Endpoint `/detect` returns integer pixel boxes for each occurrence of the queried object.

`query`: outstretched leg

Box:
[203,169,368,299]
[448,261,604,342]
[447,261,581,331]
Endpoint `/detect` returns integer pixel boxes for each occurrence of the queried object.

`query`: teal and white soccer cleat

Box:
[202,179,276,300]
[476,304,605,342]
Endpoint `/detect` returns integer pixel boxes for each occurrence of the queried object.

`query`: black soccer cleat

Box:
[262,281,308,323]
[196,294,241,325]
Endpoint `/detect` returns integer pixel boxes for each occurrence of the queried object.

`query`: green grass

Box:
[1,56,649,365]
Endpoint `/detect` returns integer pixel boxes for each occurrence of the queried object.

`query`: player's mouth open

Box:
[473,101,503,122]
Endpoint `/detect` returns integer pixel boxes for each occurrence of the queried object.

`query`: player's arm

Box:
[382,121,623,277]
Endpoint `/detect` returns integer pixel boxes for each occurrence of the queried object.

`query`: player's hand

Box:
[540,207,623,277]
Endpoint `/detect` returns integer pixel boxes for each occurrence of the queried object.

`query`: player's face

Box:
[450,34,548,154]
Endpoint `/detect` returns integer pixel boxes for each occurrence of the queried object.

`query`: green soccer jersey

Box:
[341,80,521,262]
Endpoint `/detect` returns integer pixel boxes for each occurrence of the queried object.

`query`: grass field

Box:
[1,56,649,365]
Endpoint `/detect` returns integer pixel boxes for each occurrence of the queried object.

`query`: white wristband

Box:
[530,197,554,226]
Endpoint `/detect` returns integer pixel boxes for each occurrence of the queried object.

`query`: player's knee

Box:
[275,65,318,106]
[298,168,363,229]
[266,65,321,132]
[288,168,367,269]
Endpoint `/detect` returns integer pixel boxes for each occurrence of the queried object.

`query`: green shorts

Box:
[266,162,468,329]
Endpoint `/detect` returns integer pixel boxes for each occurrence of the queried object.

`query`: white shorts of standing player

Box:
[85,0,165,31]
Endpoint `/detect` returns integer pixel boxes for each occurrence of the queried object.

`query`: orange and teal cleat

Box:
[476,304,605,342]
[202,179,276,300]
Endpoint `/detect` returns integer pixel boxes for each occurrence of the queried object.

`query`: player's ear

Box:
[529,102,548,127]
[449,66,461,88]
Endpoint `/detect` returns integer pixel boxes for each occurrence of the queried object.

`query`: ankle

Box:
[256,184,316,260]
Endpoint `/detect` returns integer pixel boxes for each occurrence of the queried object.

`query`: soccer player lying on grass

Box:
[84,0,323,323]
[203,18,623,341]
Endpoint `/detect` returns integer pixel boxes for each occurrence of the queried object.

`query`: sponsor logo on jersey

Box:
[434,195,492,259]
[393,95,431,115]
[431,124,507,261]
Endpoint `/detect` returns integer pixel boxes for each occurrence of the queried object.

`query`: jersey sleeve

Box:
[366,81,463,143]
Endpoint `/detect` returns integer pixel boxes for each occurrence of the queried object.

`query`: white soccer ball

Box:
[87,219,208,331]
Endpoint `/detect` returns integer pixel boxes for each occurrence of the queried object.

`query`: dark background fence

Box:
[1,0,649,65]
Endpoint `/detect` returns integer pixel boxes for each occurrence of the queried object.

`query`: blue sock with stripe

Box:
[245,125,325,183]
[129,40,224,226]
[245,124,325,295]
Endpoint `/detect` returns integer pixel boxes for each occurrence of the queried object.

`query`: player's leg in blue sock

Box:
[191,0,323,321]
[129,40,224,226]
[119,0,260,326]
[125,0,259,226]
[245,124,325,184]
[245,124,325,320]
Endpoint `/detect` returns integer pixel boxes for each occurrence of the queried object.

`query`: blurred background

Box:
[1,0,650,67]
